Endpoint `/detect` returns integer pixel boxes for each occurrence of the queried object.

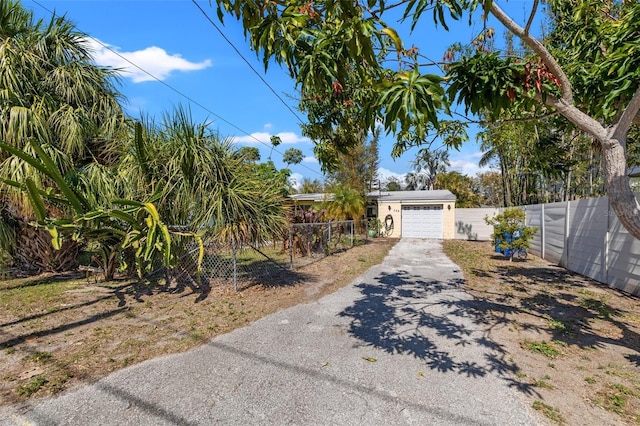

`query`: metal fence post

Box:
[232,236,238,292]
[289,227,294,269]
[350,220,354,247]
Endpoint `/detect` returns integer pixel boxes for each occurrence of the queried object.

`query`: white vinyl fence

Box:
[454,208,501,241]
[524,196,640,295]
[456,197,640,296]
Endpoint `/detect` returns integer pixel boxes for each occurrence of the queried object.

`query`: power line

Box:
[191,0,306,125]
[28,0,323,178]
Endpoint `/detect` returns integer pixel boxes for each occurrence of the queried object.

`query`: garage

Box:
[367,190,456,239]
[402,205,443,238]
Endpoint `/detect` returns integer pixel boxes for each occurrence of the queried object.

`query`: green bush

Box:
[485,209,538,261]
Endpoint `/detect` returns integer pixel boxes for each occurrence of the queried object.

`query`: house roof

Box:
[287,193,334,202]
[367,190,456,202]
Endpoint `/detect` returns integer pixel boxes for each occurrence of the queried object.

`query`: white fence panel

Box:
[567,198,608,283]
[454,208,500,241]
[607,213,640,296]
[543,202,567,265]
[455,196,640,295]
[524,204,543,257]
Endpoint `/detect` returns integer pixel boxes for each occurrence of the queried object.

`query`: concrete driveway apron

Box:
[1,239,538,425]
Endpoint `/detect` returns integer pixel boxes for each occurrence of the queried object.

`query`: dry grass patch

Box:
[0,239,394,405]
[443,240,640,425]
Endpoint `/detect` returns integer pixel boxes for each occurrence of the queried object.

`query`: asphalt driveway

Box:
[1,239,538,425]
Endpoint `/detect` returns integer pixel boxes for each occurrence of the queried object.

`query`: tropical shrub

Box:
[485,208,538,261]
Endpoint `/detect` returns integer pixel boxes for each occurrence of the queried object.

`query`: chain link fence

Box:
[168,220,370,291]
[287,220,368,269]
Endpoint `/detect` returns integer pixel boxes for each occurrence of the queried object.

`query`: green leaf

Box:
[25,178,47,222]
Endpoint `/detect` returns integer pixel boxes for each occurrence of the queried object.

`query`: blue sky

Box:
[25,0,540,187]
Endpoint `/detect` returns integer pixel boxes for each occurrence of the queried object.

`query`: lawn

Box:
[443,240,640,425]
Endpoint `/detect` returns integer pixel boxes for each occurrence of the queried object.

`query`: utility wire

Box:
[191,0,306,125]
[29,0,323,178]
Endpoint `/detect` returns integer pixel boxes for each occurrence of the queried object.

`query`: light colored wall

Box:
[608,208,640,294]
[454,208,501,240]
[523,205,543,256]
[567,198,608,283]
[442,202,455,239]
[377,201,403,238]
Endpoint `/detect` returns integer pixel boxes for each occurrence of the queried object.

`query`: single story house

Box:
[286,193,333,207]
[367,190,456,239]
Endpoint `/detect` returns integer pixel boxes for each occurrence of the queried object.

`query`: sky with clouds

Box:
[21,0,533,185]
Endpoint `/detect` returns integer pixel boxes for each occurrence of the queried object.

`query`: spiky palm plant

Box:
[0,1,126,272]
[122,106,289,246]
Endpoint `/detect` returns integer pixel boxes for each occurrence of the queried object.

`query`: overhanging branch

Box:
[612,85,640,141]
[488,1,574,104]
[524,0,539,35]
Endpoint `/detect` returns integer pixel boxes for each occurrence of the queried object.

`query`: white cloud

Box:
[377,167,406,182]
[86,38,212,83]
[448,158,493,177]
[289,173,303,191]
[233,131,310,145]
[302,156,318,163]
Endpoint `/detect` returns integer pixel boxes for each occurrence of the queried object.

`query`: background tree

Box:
[299,178,325,194]
[282,147,304,166]
[478,113,574,206]
[382,177,403,191]
[407,148,450,190]
[434,171,483,208]
[475,171,503,207]
[238,146,260,163]
[325,128,380,196]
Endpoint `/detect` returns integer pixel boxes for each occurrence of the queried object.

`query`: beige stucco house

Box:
[367,190,456,239]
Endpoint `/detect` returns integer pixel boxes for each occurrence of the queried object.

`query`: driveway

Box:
[1,239,537,425]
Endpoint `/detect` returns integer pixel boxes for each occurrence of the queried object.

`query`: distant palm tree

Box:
[409,148,450,190]
[324,186,365,220]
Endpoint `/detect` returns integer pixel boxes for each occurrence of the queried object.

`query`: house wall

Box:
[377,201,403,238]
[442,202,455,239]
[376,200,455,239]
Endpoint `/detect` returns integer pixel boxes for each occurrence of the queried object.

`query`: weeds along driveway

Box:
[1,239,538,425]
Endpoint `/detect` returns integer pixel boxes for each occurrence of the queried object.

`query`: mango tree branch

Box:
[488,1,574,103]
[612,85,640,142]
[524,0,539,35]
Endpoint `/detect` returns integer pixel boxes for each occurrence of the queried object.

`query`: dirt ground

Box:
[443,240,640,425]
[0,240,394,407]
[2,238,640,425]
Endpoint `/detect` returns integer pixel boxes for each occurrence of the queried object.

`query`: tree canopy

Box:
[214,0,640,238]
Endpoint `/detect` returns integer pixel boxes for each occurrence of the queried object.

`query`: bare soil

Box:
[2,238,640,425]
[0,240,394,406]
[443,240,640,425]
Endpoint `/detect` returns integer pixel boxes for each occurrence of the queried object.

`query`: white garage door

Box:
[402,205,443,239]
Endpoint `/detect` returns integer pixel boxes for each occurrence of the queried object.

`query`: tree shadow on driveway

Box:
[339,269,539,396]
